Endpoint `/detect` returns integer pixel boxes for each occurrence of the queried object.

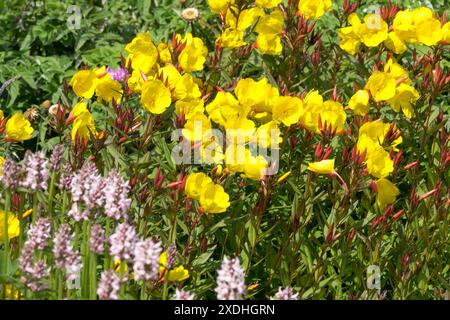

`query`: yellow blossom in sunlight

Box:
[338,13,362,55]
[252,121,282,149]
[384,32,407,54]
[159,252,190,282]
[307,159,335,175]
[441,22,450,43]
[182,112,212,142]
[256,33,283,55]
[159,64,181,90]
[199,182,230,214]
[272,96,304,126]
[357,136,394,179]
[70,102,97,142]
[384,58,411,84]
[175,99,205,119]
[365,71,397,102]
[140,79,172,114]
[359,120,402,151]
[243,154,269,181]
[255,0,281,8]
[376,178,400,210]
[5,112,34,141]
[208,0,234,14]
[0,211,20,241]
[125,33,158,74]
[255,10,284,35]
[95,73,123,104]
[157,43,172,64]
[185,172,213,200]
[218,28,247,48]
[388,83,420,119]
[0,156,3,176]
[173,74,201,101]
[348,90,370,116]
[226,7,263,31]
[357,14,388,47]
[178,33,208,73]
[70,70,98,99]
[298,0,332,20]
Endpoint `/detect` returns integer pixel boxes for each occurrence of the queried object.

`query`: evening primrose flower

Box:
[5,112,34,141]
[357,136,394,179]
[125,33,158,74]
[208,0,234,14]
[348,90,370,116]
[95,73,123,104]
[338,13,362,55]
[256,33,283,55]
[0,211,20,241]
[185,172,213,200]
[357,14,388,47]
[300,97,347,135]
[441,22,450,43]
[175,99,205,119]
[218,28,247,48]
[226,7,263,31]
[178,33,208,73]
[199,182,230,214]
[159,251,189,282]
[69,102,97,141]
[255,10,284,35]
[359,120,402,151]
[173,74,201,102]
[70,70,98,99]
[243,154,268,181]
[384,32,408,54]
[182,112,212,142]
[388,83,420,119]
[376,178,399,210]
[365,71,397,102]
[272,96,304,126]
[140,79,172,114]
[298,0,332,20]
[255,0,281,8]
[307,159,335,175]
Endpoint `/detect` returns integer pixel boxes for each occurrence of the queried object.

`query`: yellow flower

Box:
[359,120,402,151]
[256,33,283,55]
[393,10,417,43]
[178,33,208,73]
[125,33,158,74]
[182,113,212,142]
[185,172,213,200]
[243,153,269,181]
[218,28,247,48]
[206,91,241,127]
[70,102,97,142]
[0,109,4,120]
[384,32,407,54]
[357,14,388,47]
[0,156,3,176]
[255,10,284,35]
[357,136,393,179]
[298,0,332,20]
[5,112,34,141]
[376,178,399,210]
[201,139,224,165]
[348,90,370,116]
[253,121,282,148]
[70,70,98,99]
[226,7,263,31]
[157,43,172,64]
[208,0,234,14]
[0,211,20,241]
[441,22,450,43]
[173,74,201,101]
[234,78,278,117]
[384,58,411,84]
[338,13,362,55]
[159,252,190,282]
[95,73,123,104]
[255,0,281,8]
[416,16,442,46]
[127,70,146,93]
[272,96,303,126]
[199,182,230,213]
[388,83,420,119]
[300,96,346,135]
[307,159,335,175]
[175,99,205,119]
[141,79,172,114]
[365,71,397,102]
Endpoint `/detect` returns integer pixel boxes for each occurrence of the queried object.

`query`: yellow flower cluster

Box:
[361,59,420,118]
[68,102,98,142]
[185,172,230,214]
[339,7,449,55]
[212,1,284,55]
[298,0,332,20]
[357,120,401,209]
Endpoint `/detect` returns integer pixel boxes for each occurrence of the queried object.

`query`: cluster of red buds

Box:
[314,142,333,161]
[343,0,359,15]
[325,223,341,244]
[371,205,406,230]
[379,0,399,22]
[112,99,141,144]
